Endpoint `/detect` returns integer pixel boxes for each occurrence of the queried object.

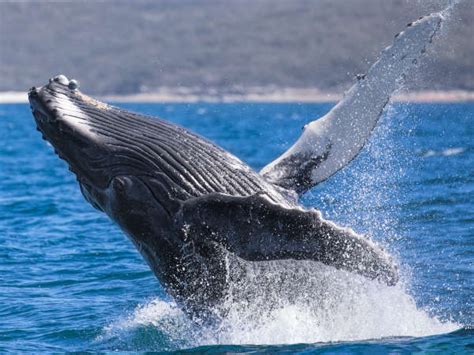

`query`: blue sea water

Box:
[0,101,472,353]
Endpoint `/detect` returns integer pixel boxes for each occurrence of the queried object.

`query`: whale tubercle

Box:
[68,79,79,90]
[53,75,69,86]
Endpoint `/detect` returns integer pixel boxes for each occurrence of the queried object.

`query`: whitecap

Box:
[442,147,465,156]
[421,147,466,157]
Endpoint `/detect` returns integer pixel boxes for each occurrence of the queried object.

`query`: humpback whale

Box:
[29,13,443,318]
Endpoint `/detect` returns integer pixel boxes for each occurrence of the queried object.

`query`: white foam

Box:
[422,147,466,157]
[101,261,458,349]
[442,147,465,156]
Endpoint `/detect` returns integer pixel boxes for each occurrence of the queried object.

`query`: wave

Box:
[420,147,466,157]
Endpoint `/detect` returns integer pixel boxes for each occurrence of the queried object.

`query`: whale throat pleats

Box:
[44,84,275,201]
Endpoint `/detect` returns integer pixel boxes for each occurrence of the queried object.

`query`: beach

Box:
[2,88,474,104]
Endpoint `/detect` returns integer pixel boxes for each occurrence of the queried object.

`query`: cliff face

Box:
[1,0,472,95]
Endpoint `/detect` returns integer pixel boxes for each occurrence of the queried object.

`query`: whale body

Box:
[28,13,444,318]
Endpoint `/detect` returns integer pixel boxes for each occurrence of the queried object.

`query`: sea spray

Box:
[102,259,457,351]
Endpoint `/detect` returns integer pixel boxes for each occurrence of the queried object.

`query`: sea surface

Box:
[0,102,472,353]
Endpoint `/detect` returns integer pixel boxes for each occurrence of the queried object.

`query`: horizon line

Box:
[1,88,473,104]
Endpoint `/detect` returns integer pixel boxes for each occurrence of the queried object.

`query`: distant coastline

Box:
[2,88,474,104]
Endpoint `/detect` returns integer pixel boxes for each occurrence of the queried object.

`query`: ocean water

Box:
[0,101,472,353]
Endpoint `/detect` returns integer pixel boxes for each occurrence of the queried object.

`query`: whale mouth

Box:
[29,75,78,138]
[28,75,110,188]
[29,75,78,120]
[29,89,53,123]
[29,85,63,130]
[29,82,68,158]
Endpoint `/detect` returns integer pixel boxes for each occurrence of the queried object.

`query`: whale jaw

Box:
[29,79,113,191]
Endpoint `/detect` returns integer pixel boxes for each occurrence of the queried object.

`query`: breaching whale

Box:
[29,13,443,318]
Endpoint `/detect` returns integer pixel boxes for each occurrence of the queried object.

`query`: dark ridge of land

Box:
[0,0,472,95]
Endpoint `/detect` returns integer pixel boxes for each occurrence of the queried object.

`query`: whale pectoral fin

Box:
[261,144,332,194]
[177,193,399,286]
[260,12,444,195]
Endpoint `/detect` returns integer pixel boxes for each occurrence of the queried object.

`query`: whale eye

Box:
[112,177,127,194]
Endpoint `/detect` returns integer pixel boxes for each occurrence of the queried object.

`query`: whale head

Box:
[29,75,191,290]
[28,75,179,216]
[30,76,105,186]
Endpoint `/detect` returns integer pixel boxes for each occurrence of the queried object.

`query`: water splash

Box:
[101,260,458,351]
